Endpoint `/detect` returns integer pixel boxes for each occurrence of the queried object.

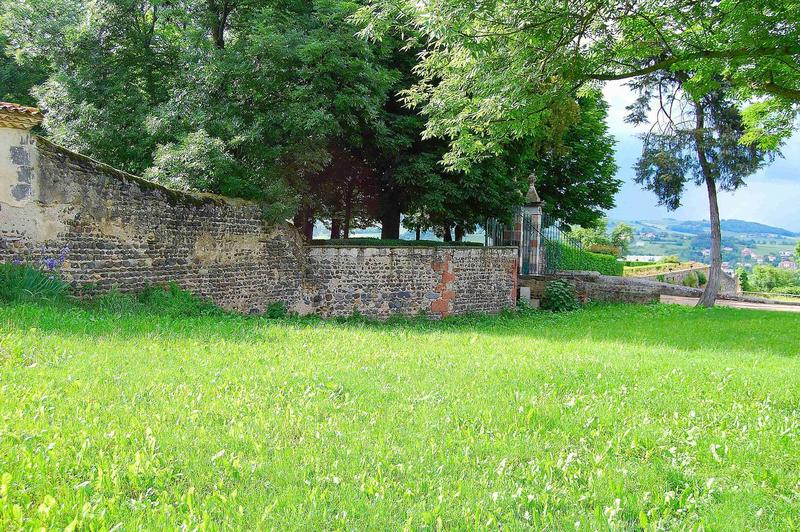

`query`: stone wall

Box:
[1,133,517,318]
[303,246,517,318]
[1,135,306,313]
[640,266,737,294]
[522,270,748,305]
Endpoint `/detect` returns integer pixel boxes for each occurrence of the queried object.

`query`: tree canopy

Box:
[357,0,800,167]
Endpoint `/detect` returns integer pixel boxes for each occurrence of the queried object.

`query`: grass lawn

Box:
[1,302,799,529]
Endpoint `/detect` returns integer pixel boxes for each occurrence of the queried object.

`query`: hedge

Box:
[546,241,624,276]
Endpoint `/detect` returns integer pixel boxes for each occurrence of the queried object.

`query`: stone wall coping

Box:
[307,244,517,250]
[36,136,260,209]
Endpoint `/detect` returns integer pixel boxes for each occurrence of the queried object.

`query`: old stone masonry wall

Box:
[304,246,517,318]
[0,131,517,318]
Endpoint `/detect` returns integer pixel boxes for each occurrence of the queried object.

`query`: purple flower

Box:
[43,257,59,270]
[11,258,23,266]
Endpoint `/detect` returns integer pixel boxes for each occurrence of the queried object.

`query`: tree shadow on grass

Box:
[2,301,798,359]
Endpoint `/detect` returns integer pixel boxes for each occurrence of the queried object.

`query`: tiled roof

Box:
[0,102,43,129]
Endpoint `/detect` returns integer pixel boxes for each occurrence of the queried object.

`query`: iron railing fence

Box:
[486,211,584,276]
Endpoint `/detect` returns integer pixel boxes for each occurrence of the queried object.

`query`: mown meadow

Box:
[1,300,798,529]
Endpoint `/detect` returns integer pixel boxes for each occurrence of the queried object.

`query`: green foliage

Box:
[772,285,800,295]
[696,270,707,286]
[0,263,71,303]
[568,219,632,258]
[2,302,800,528]
[750,265,800,292]
[546,241,624,276]
[662,256,681,264]
[736,268,750,292]
[144,131,244,196]
[682,272,699,288]
[89,283,222,318]
[265,301,289,319]
[311,238,482,248]
[359,0,800,167]
[586,244,620,256]
[540,280,580,312]
[609,222,634,255]
[137,283,222,318]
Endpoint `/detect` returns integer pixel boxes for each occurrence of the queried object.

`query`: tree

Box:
[568,219,632,257]
[630,75,776,306]
[357,0,800,169]
[610,223,634,256]
[5,0,620,239]
[736,267,750,292]
[750,265,799,292]
[796,240,800,258]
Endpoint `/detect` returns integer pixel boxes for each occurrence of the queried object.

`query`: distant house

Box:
[626,255,663,263]
[723,246,734,252]
[741,248,753,257]
[779,260,798,270]
[780,250,793,259]
[701,249,711,257]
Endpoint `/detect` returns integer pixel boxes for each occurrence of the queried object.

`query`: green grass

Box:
[1,302,799,529]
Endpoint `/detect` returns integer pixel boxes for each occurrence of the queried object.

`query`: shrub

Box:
[661,256,681,264]
[682,273,699,288]
[696,270,707,286]
[541,280,580,312]
[266,301,288,319]
[0,263,71,303]
[586,244,621,256]
[772,285,800,295]
[736,268,750,292]
[90,289,143,315]
[656,274,666,282]
[137,283,222,317]
[546,241,624,276]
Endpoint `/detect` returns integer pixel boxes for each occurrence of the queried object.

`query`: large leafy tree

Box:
[4,0,621,239]
[630,75,775,306]
[357,0,800,167]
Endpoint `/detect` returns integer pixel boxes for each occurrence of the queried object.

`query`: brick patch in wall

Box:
[430,252,457,318]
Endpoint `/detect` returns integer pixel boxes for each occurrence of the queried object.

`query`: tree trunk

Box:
[692,101,721,308]
[454,225,464,242]
[330,219,342,240]
[343,184,353,239]
[442,224,453,242]
[415,226,421,240]
[301,204,314,242]
[379,184,402,240]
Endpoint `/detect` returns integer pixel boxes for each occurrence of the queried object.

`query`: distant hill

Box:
[665,219,798,237]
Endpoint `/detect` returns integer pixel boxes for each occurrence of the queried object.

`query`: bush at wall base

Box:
[0,263,71,303]
[541,280,581,312]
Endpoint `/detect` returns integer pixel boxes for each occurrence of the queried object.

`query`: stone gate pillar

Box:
[518,175,543,275]
[1,102,44,257]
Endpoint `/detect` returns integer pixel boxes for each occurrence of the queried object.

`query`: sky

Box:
[603,82,800,232]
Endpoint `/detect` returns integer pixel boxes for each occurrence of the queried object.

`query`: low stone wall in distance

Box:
[640,265,737,294]
[303,246,518,318]
[522,270,764,306]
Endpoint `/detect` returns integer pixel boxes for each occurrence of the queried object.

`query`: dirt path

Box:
[661,295,800,313]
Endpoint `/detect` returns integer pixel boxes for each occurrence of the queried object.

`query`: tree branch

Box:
[588,46,800,81]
